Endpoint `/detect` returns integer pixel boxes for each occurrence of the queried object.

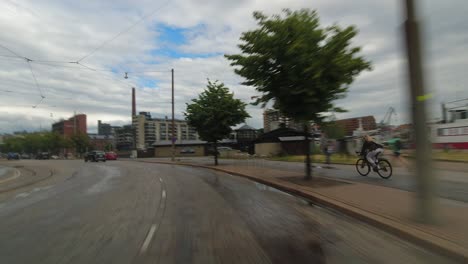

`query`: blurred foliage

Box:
[321,122,345,139]
[226,8,372,123]
[1,131,83,155]
[104,143,114,151]
[185,80,250,165]
[70,133,91,155]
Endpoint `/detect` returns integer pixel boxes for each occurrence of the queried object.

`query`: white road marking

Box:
[15,192,30,198]
[0,168,21,184]
[140,224,157,254]
[140,186,166,254]
[159,177,163,182]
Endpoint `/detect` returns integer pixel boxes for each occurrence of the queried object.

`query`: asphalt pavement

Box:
[0,160,457,264]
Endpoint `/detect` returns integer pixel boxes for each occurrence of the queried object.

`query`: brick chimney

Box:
[132,87,136,117]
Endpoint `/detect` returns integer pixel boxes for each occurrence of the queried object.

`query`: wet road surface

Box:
[0,160,457,263]
[167,157,468,203]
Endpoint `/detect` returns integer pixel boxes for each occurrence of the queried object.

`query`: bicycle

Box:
[355,151,393,179]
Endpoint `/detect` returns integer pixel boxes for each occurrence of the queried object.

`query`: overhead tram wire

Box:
[32,61,85,69]
[74,62,115,72]
[26,59,45,98]
[32,96,45,108]
[126,69,170,73]
[1,44,170,76]
[75,0,171,63]
[0,43,46,99]
[1,44,168,98]
[0,43,24,59]
[0,89,74,101]
[0,54,24,60]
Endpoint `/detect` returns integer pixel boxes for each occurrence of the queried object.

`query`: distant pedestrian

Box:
[390,138,410,169]
[320,133,330,164]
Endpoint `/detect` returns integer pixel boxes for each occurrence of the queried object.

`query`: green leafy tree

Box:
[3,137,24,153]
[2,132,74,156]
[226,9,371,179]
[23,133,43,153]
[43,132,66,154]
[185,80,250,165]
[104,143,114,152]
[70,133,91,156]
[321,122,345,140]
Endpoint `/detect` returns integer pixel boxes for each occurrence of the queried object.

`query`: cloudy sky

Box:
[0,0,467,133]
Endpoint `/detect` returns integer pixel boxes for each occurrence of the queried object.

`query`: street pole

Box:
[73,110,77,136]
[171,68,175,162]
[403,0,435,223]
[73,110,78,157]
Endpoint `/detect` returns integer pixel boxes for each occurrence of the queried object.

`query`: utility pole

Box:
[403,0,435,223]
[171,68,175,161]
[73,110,78,157]
[73,110,77,136]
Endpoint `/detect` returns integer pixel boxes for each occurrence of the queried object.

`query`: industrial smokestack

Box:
[132,87,136,117]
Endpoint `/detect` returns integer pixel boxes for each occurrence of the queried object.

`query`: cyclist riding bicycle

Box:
[360,135,384,172]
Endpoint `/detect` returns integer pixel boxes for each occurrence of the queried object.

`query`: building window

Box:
[437,128,444,136]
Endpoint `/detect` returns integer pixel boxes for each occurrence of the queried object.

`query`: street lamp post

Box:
[171,68,175,162]
[403,0,435,223]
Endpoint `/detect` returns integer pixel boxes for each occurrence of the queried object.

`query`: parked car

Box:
[105,151,118,160]
[36,152,50,160]
[51,155,59,160]
[180,148,195,154]
[85,151,106,162]
[7,152,20,160]
[21,153,31,159]
[217,147,233,152]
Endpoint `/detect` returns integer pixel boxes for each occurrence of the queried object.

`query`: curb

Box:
[138,159,468,263]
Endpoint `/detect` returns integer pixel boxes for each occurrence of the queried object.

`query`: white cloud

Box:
[0,0,467,134]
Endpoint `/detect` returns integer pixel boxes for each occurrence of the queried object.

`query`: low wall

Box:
[255,143,282,156]
[154,145,205,157]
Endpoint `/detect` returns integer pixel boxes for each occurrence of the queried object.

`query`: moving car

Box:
[105,151,118,160]
[84,151,106,162]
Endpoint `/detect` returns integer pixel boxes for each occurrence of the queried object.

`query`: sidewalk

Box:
[138,158,468,262]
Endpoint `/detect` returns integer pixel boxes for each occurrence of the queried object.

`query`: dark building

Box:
[235,124,257,141]
[52,114,87,137]
[263,109,303,132]
[88,134,114,151]
[335,116,377,136]
[234,124,258,153]
[97,120,112,136]
[115,125,134,151]
[254,128,321,156]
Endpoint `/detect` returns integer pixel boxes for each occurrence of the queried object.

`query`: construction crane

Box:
[380,107,397,127]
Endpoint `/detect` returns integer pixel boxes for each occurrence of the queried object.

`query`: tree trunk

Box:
[304,123,312,180]
[213,141,219,166]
